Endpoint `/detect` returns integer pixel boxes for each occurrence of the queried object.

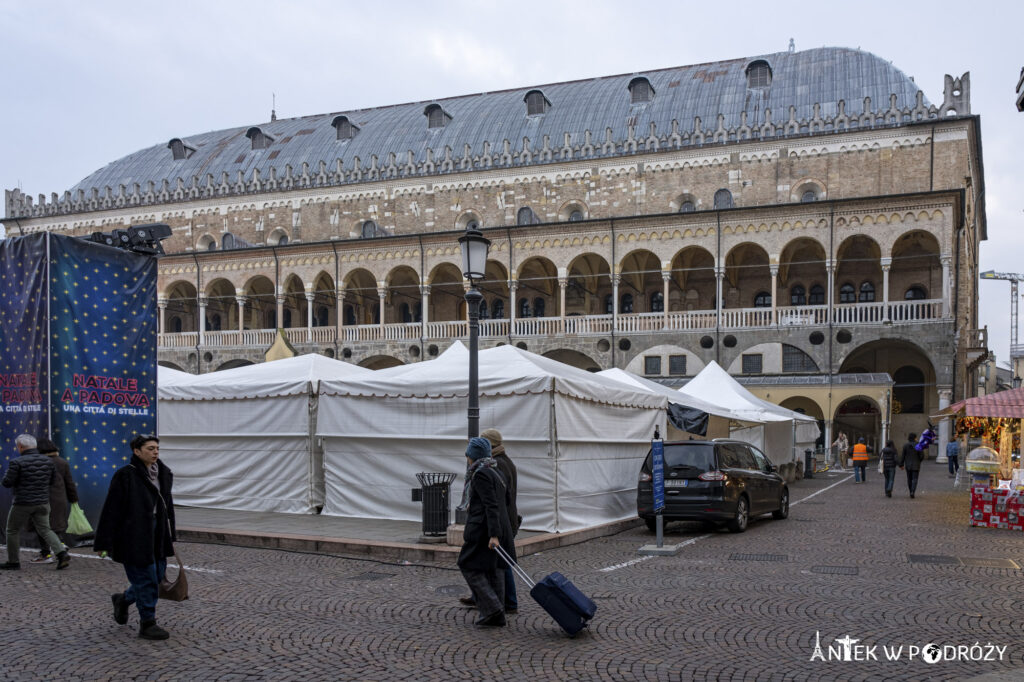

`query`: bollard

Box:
[804,449,814,479]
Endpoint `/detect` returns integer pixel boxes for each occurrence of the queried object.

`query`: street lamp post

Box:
[458,227,491,439]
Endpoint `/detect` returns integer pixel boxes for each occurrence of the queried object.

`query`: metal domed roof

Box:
[69,46,927,195]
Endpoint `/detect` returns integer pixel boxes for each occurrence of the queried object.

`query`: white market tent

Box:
[677,361,820,465]
[156,364,192,387]
[157,354,371,514]
[316,343,667,532]
[597,367,750,440]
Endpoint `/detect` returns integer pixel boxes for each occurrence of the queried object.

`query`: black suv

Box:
[636,439,789,533]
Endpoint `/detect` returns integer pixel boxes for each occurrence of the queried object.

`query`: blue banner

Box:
[651,438,665,514]
[49,235,157,523]
[0,233,50,531]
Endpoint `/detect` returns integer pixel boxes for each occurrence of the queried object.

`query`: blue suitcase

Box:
[496,546,596,636]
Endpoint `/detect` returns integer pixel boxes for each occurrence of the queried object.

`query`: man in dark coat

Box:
[481,428,519,612]
[880,440,899,498]
[456,437,515,627]
[94,435,176,640]
[898,432,923,498]
[1,434,70,570]
[28,437,79,563]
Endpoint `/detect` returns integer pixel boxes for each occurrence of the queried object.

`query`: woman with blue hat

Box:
[456,436,516,627]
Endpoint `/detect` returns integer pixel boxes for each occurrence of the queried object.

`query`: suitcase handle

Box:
[494,544,535,589]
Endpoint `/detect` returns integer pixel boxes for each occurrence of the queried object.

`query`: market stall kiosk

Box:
[934,387,1024,531]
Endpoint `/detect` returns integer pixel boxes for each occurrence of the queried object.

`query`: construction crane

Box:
[980,270,1024,356]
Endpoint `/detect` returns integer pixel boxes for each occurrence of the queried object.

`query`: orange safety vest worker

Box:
[852,443,869,461]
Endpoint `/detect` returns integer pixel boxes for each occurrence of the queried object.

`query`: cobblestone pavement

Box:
[2,462,1023,681]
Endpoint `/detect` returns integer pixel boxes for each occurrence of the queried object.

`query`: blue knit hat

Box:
[466,437,491,461]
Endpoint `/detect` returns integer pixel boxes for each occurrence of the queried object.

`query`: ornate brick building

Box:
[3,47,987,452]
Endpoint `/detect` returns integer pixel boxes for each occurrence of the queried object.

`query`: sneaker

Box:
[138,621,170,640]
[111,593,129,625]
[0,562,20,570]
[56,551,71,570]
[30,553,54,564]
[910,493,915,499]
[886,491,892,498]
[458,596,476,607]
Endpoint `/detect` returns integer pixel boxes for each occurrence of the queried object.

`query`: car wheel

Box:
[772,488,789,520]
[727,496,749,533]
[644,517,658,532]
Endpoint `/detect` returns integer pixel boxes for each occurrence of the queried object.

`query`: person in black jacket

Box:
[898,433,923,498]
[1,434,70,570]
[482,428,519,612]
[94,435,176,640]
[880,440,899,498]
[27,437,79,564]
[456,437,515,627]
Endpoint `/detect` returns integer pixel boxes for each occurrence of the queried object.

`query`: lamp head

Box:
[458,227,491,283]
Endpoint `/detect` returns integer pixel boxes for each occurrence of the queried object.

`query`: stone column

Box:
[941,255,952,318]
[508,280,518,336]
[662,267,671,330]
[157,296,167,336]
[769,264,779,326]
[276,289,285,329]
[336,286,345,340]
[881,257,892,323]
[558,276,567,332]
[377,284,387,336]
[305,288,315,342]
[612,273,620,333]
[936,386,952,463]
[198,294,207,346]
[235,293,246,333]
[826,259,835,325]
[715,266,724,329]
[420,284,431,331]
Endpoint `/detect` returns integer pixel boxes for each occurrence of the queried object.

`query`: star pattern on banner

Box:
[49,238,157,495]
[1,234,157,522]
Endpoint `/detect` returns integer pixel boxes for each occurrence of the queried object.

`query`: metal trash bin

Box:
[804,449,814,479]
[412,472,457,536]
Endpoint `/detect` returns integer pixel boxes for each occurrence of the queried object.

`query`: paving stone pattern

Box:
[1,463,1023,681]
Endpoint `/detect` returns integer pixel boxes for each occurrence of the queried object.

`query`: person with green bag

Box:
[26,438,80,564]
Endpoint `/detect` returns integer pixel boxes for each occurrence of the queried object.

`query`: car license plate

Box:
[665,479,689,487]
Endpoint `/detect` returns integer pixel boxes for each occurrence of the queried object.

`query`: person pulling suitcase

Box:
[456,437,516,627]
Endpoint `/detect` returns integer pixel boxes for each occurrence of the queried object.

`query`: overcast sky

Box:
[1,0,1021,369]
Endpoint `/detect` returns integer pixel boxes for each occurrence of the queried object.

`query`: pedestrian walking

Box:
[946,437,961,478]
[831,432,849,470]
[94,435,176,640]
[852,437,870,483]
[1,434,71,570]
[484,428,520,613]
[27,437,79,564]
[456,437,515,628]
[881,440,898,497]
[898,433,923,498]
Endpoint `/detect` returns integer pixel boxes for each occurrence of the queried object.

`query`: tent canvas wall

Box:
[317,344,666,532]
[597,368,741,440]
[678,361,819,465]
[158,354,370,513]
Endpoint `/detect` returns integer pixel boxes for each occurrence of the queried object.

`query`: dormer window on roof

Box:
[424,104,451,129]
[332,115,359,141]
[628,77,654,104]
[524,90,550,116]
[167,138,196,161]
[746,60,772,88]
[246,127,274,150]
